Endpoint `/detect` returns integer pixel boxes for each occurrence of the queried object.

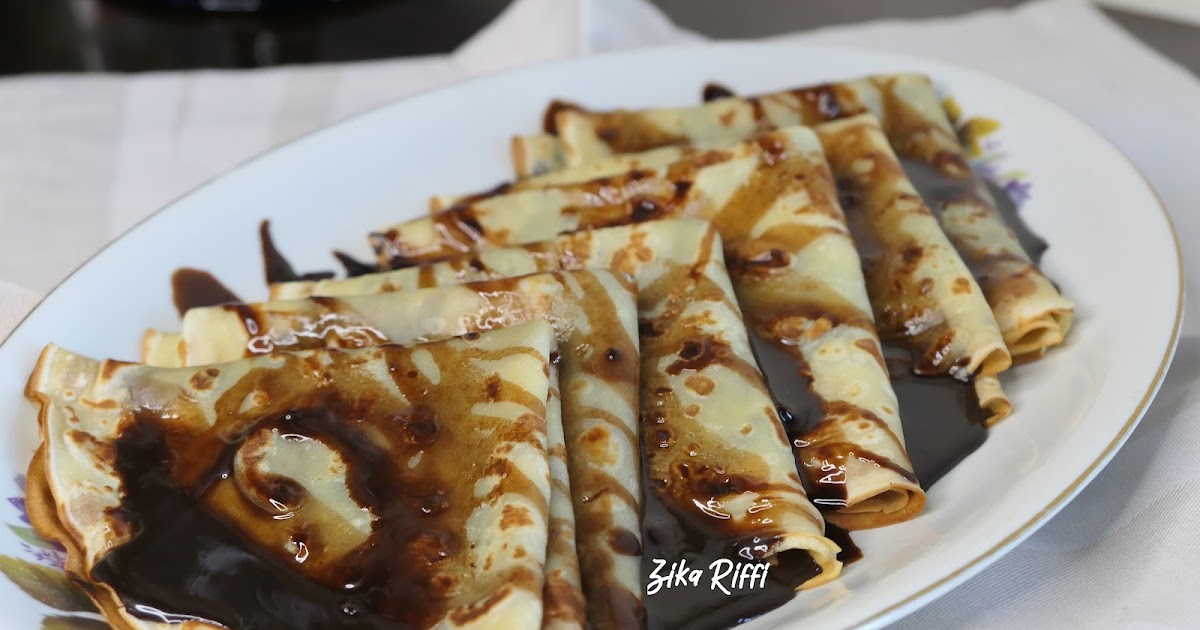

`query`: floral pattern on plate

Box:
[1,475,108,629]
[945,96,1032,208]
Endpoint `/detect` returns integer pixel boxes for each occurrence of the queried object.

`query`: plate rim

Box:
[0,40,1185,629]
[861,193,1183,627]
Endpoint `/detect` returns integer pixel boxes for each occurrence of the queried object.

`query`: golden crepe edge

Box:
[26,321,560,630]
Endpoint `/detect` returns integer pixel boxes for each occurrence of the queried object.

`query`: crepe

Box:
[281,218,844,588]
[973,375,1011,426]
[375,127,927,528]
[512,133,568,179]
[847,75,1074,360]
[370,129,785,268]
[26,321,557,630]
[814,115,1011,379]
[434,140,732,212]
[539,73,1072,360]
[446,126,931,525]
[150,270,636,630]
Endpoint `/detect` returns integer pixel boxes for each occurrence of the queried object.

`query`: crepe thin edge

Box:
[1006,311,1073,361]
[26,447,171,630]
[822,471,925,531]
[142,329,185,367]
[499,128,928,531]
[26,335,559,630]
[141,332,586,629]
[975,375,1012,427]
[25,345,220,630]
[512,134,567,179]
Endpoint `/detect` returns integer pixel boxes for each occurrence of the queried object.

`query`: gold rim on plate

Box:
[858,174,1184,628]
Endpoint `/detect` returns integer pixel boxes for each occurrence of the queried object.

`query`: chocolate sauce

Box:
[702,83,736,102]
[259,220,336,285]
[332,250,381,278]
[91,415,397,629]
[749,333,986,492]
[899,157,1048,265]
[985,179,1046,266]
[641,465,817,630]
[92,401,464,630]
[824,525,862,565]
[882,344,987,487]
[170,268,241,317]
[542,100,584,135]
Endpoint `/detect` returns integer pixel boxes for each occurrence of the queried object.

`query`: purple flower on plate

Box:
[1003,178,1033,208]
[7,497,28,525]
[9,475,30,525]
[21,544,65,571]
[7,474,68,567]
[971,159,1000,184]
[980,136,1004,155]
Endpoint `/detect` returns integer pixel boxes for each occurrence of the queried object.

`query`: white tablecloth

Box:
[2,0,1197,626]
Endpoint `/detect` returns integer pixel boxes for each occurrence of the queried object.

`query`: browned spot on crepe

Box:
[586,111,690,153]
[32,334,553,629]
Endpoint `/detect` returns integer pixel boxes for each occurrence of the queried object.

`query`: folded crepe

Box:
[843,75,1074,360]
[479,131,941,525]
[534,73,1072,361]
[506,129,1012,424]
[280,218,844,586]
[369,129,783,269]
[434,139,734,212]
[26,321,558,630]
[147,270,636,630]
[375,126,926,529]
[814,115,1012,413]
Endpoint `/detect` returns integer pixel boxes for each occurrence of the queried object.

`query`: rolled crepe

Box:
[436,140,731,212]
[814,114,1012,381]
[847,75,1074,360]
[369,130,780,268]
[524,88,1017,401]
[375,127,926,528]
[26,322,557,630]
[151,270,636,630]
[444,127,926,525]
[279,218,844,587]
[544,73,1072,360]
[973,375,1011,427]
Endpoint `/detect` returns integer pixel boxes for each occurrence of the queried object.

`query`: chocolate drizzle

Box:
[542,100,585,135]
[641,458,818,630]
[260,220,336,285]
[883,345,987,487]
[91,410,416,629]
[750,332,985,494]
[333,251,381,278]
[899,158,1048,265]
[702,83,736,102]
[170,268,241,317]
[824,524,861,565]
[371,207,489,270]
[79,339,550,630]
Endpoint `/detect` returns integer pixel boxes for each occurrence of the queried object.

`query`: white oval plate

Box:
[0,43,1181,630]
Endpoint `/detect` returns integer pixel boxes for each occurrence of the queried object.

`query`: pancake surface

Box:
[27,322,557,630]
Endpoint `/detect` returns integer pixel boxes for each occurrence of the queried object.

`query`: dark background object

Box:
[0,0,1196,76]
[0,0,512,72]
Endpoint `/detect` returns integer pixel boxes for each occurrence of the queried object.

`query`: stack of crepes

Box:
[25,72,1073,630]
